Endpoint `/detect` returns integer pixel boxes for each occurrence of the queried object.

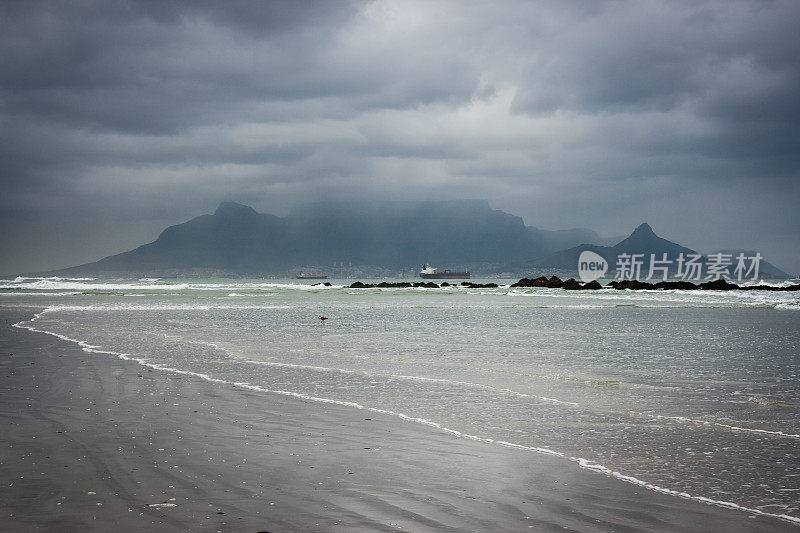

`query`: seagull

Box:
[319,316,328,321]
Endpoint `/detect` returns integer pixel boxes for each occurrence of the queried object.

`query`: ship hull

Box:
[419,271,470,279]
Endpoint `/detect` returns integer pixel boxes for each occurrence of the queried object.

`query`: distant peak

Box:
[215,202,257,217]
[630,222,655,237]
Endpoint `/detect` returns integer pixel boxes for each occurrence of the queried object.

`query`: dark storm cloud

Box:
[1,0,477,134]
[506,1,800,173]
[1,0,799,274]
[1,2,350,134]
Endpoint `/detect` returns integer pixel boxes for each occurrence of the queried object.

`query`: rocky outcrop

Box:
[510,276,567,288]
[347,277,800,291]
[511,276,800,291]
[607,279,657,290]
[511,276,602,290]
[698,279,740,290]
[348,281,440,289]
[561,278,582,290]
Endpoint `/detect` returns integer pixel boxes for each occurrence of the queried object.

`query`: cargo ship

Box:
[419,264,470,279]
[296,272,328,279]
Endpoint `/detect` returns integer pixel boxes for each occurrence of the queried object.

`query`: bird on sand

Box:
[319,316,328,321]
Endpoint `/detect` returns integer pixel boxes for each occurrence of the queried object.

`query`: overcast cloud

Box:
[1,0,798,274]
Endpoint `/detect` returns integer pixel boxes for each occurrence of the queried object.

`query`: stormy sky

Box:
[1,0,798,274]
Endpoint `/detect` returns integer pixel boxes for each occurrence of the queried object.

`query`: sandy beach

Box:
[0,307,796,532]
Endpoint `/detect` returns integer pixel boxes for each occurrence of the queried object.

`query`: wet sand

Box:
[0,308,796,532]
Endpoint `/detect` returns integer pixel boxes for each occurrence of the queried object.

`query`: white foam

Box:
[0,279,190,291]
[7,276,72,282]
[503,286,800,310]
[739,280,797,288]
[230,381,565,457]
[229,358,800,440]
[392,373,579,406]
[0,279,349,292]
[16,303,294,313]
[572,458,800,524]
[627,411,800,440]
[241,360,579,407]
[13,308,124,357]
[0,291,83,297]
[147,503,177,509]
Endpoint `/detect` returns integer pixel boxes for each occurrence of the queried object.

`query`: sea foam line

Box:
[12,303,294,313]
[255,359,799,439]
[12,310,800,525]
[160,335,579,408]
[241,360,579,407]
[572,458,800,523]
[628,411,800,440]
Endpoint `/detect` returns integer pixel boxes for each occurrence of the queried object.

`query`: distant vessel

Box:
[296,272,328,279]
[419,264,470,279]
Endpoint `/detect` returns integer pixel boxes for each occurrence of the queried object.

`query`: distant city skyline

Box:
[1,1,798,274]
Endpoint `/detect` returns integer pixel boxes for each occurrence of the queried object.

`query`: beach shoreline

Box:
[1,307,796,532]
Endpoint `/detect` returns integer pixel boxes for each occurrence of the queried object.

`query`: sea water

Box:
[3,276,799,522]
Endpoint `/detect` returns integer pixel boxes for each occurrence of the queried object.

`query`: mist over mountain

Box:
[47,201,613,277]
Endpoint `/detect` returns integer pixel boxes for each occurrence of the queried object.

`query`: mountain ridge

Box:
[524,223,788,278]
[45,201,602,276]
[32,202,789,278]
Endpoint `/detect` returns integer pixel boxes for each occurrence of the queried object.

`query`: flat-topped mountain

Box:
[48,201,610,276]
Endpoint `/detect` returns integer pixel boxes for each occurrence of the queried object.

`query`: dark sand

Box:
[0,308,796,532]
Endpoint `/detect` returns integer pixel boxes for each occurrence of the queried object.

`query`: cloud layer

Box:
[1,0,798,273]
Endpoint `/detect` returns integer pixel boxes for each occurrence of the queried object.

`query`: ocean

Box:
[3,276,799,523]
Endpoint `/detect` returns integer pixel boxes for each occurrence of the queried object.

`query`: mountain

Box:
[524,223,790,279]
[40,206,788,279]
[527,223,695,271]
[613,222,696,256]
[48,200,611,277]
